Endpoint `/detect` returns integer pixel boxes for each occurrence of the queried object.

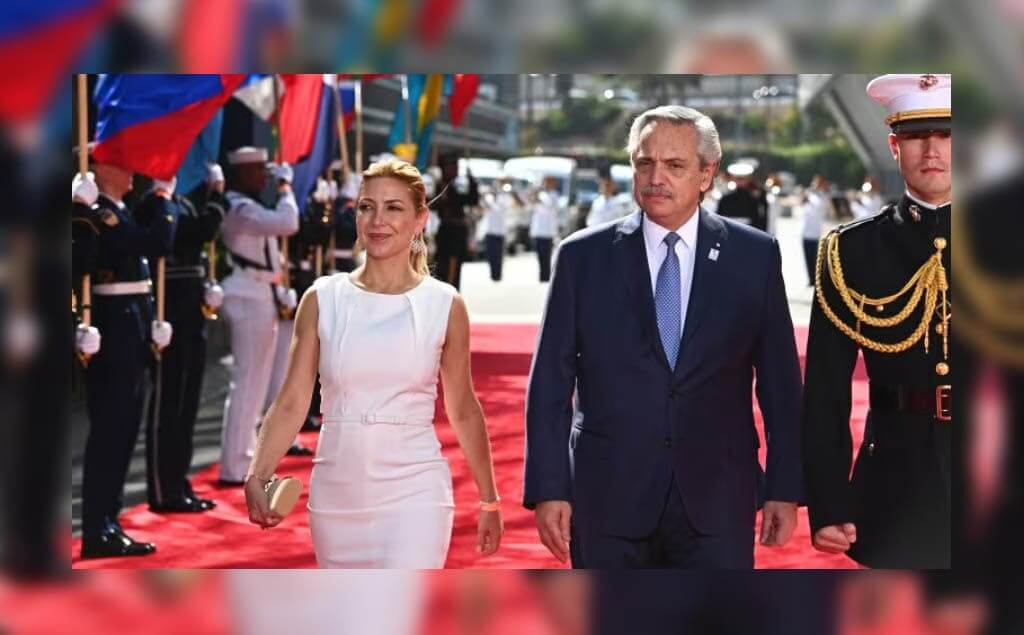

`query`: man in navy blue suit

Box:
[523,105,803,568]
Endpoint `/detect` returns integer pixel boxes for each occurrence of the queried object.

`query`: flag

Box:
[176,109,224,196]
[414,74,445,170]
[278,74,324,164]
[337,73,393,82]
[448,74,480,127]
[414,0,462,47]
[231,74,281,121]
[176,0,243,72]
[0,0,121,122]
[337,79,356,128]
[291,77,339,216]
[387,74,426,157]
[177,0,289,72]
[92,74,245,180]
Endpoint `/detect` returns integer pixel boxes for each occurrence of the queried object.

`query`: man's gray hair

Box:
[626,105,722,168]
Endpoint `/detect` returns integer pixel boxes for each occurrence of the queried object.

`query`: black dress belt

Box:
[869,382,951,422]
[165,265,206,280]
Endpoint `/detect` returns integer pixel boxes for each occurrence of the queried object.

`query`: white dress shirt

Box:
[221,189,299,300]
[801,190,827,240]
[642,210,699,339]
[587,192,634,227]
[483,192,511,236]
[529,190,559,239]
[904,190,951,210]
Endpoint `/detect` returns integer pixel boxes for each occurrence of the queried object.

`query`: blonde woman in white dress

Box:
[244,159,503,568]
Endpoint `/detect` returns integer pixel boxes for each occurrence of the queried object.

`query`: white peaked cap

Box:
[227,146,269,165]
[866,74,951,132]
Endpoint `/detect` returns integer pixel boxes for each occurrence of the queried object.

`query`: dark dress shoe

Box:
[81,528,156,559]
[300,416,322,432]
[149,497,214,513]
[191,496,217,510]
[287,444,314,456]
[216,479,245,487]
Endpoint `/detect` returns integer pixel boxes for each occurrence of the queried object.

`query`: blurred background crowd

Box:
[0,0,1023,634]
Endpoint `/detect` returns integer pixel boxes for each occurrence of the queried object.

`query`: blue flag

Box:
[176,109,224,196]
[291,81,339,216]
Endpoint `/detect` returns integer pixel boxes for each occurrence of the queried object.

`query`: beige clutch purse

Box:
[265,476,303,517]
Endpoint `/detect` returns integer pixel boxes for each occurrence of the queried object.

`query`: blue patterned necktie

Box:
[655,232,682,369]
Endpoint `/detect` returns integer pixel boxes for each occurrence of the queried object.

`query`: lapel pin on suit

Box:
[709,243,721,261]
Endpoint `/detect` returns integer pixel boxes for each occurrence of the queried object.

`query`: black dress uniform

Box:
[716,184,769,232]
[331,196,358,274]
[80,191,177,558]
[802,194,951,568]
[144,186,225,512]
[431,158,478,289]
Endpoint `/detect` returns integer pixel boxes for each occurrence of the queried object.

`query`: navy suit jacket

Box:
[523,209,803,538]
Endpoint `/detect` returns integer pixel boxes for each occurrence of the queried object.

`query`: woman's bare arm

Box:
[439,295,499,503]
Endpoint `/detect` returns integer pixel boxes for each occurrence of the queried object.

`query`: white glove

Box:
[275,286,298,310]
[270,163,293,184]
[151,320,173,350]
[75,324,101,356]
[204,283,224,309]
[73,172,98,206]
[152,176,177,196]
[341,173,361,200]
[328,180,339,201]
[5,311,39,362]
[313,178,331,203]
[206,163,225,185]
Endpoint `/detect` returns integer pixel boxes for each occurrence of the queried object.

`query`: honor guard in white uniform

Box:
[218,146,299,484]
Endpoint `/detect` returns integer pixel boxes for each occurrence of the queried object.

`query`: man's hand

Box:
[535,500,572,563]
[760,500,798,547]
[812,523,857,554]
[151,320,173,350]
[73,171,98,206]
[152,176,176,198]
[270,162,293,185]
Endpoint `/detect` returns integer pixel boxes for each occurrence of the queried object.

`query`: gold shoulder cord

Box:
[953,208,1024,368]
[814,227,949,361]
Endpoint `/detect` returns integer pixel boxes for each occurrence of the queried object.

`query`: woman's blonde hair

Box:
[362,158,430,275]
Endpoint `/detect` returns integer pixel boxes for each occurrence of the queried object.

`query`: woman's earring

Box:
[410,233,427,254]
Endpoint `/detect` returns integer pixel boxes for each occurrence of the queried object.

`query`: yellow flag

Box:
[417,74,444,136]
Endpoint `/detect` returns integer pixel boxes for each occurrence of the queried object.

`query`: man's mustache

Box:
[641,186,673,197]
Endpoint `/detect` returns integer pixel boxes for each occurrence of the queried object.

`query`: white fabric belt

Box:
[321,413,433,427]
[93,281,153,296]
[332,249,354,258]
[235,266,280,284]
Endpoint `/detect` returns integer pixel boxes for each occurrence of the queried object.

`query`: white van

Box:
[503,156,576,236]
[610,164,633,196]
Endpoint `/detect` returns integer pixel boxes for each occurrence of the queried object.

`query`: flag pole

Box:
[328,78,352,273]
[354,79,364,173]
[272,75,292,301]
[76,73,92,366]
[352,77,365,265]
[402,75,413,145]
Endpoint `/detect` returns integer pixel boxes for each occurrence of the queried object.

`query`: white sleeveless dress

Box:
[308,272,456,568]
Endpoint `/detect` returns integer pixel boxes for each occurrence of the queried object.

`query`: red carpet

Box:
[72,324,865,569]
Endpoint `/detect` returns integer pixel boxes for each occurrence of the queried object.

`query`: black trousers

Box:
[433,224,469,290]
[534,237,553,282]
[82,296,152,537]
[803,238,819,287]
[571,474,755,569]
[145,278,208,506]
[485,234,504,281]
